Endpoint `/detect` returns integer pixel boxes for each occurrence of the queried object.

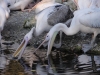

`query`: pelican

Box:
[30,0,73,36]
[0,6,8,51]
[0,0,10,18]
[28,0,64,12]
[5,0,21,6]
[12,0,73,58]
[73,0,100,9]
[6,0,34,11]
[13,27,35,59]
[28,0,55,12]
[35,2,100,56]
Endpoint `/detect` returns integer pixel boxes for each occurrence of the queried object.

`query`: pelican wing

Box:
[47,5,73,26]
[79,11,100,28]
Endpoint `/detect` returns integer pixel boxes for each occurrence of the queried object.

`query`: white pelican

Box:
[12,0,73,58]
[30,0,73,36]
[28,0,64,12]
[73,0,100,9]
[35,6,100,56]
[6,0,34,11]
[0,0,10,18]
[0,6,8,50]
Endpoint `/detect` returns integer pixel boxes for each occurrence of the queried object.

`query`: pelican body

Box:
[0,0,10,18]
[35,4,73,36]
[73,0,100,9]
[0,6,7,50]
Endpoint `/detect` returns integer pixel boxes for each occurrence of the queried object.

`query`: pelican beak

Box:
[47,31,58,56]
[13,27,35,59]
[12,37,28,58]
[34,32,58,54]
[33,37,48,53]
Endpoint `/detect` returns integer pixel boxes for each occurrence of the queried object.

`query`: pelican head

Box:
[13,27,35,58]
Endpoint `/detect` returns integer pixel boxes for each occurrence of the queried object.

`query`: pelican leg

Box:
[82,33,97,53]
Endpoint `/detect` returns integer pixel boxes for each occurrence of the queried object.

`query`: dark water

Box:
[1,41,100,75]
[32,51,100,75]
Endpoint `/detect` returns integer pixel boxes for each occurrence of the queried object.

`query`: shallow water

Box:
[0,41,100,75]
[32,51,100,75]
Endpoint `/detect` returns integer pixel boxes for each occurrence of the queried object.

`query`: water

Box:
[1,40,100,75]
[32,51,100,75]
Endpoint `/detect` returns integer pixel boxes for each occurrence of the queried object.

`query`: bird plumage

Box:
[0,6,7,48]
[0,0,10,18]
[73,0,100,9]
[79,10,100,28]
[7,0,33,11]
[34,0,60,14]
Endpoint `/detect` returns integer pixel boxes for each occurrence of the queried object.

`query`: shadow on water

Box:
[32,49,100,75]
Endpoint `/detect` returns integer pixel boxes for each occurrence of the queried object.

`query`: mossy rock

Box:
[23,18,36,28]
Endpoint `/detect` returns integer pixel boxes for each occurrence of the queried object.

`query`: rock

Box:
[63,0,77,12]
[23,18,36,28]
